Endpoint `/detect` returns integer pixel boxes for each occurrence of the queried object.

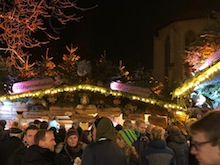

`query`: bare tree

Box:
[0,0,87,69]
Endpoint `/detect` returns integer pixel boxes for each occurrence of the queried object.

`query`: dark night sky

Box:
[44,0,220,70]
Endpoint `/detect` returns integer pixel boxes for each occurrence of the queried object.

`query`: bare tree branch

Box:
[0,0,85,68]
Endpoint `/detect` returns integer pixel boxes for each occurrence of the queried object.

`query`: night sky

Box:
[43,0,220,70]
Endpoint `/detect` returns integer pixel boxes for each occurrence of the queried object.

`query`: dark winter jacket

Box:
[6,143,26,165]
[133,133,149,155]
[0,129,9,143]
[0,136,23,165]
[54,142,87,165]
[21,145,56,165]
[166,130,189,165]
[81,117,128,165]
[141,139,176,165]
[128,150,139,165]
[82,139,128,165]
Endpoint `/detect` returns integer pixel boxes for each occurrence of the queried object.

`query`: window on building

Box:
[185,30,196,47]
[165,36,170,77]
[184,30,196,77]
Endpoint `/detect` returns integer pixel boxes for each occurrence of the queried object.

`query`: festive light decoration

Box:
[0,84,184,111]
[173,61,220,98]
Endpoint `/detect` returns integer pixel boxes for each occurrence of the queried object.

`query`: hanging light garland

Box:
[0,84,184,111]
[173,61,220,98]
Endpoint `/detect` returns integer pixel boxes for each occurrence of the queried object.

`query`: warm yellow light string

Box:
[0,84,184,111]
[173,61,220,98]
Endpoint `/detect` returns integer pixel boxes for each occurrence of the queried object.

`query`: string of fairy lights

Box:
[173,61,220,98]
[0,84,184,111]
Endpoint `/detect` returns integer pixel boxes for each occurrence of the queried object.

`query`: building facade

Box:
[153,15,215,83]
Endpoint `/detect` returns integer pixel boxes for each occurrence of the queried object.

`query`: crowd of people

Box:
[0,110,219,165]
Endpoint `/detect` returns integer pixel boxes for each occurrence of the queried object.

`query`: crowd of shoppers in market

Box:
[1,110,220,165]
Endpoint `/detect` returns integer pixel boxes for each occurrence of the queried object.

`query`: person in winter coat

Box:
[133,119,149,156]
[166,126,189,165]
[55,129,87,165]
[116,129,139,165]
[0,127,23,165]
[21,129,56,165]
[7,125,39,165]
[70,119,91,144]
[141,126,176,165]
[0,120,9,143]
[81,117,128,165]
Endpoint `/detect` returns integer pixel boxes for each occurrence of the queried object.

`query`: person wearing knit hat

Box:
[116,129,139,165]
[55,129,87,165]
[81,117,127,165]
[119,129,138,146]
[65,129,79,141]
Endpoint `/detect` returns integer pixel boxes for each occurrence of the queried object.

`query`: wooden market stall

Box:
[0,82,183,129]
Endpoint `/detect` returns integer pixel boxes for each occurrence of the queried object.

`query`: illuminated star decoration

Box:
[48,96,57,104]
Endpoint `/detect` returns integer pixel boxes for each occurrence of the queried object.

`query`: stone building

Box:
[153,9,216,83]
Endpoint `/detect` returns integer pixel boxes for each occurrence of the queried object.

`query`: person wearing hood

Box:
[166,126,189,165]
[141,126,176,165]
[81,117,128,165]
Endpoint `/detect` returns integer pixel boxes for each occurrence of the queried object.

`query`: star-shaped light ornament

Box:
[113,98,121,106]
[48,96,57,103]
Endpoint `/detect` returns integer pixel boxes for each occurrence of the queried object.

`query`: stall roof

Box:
[173,61,220,98]
[0,84,184,112]
[173,48,220,109]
